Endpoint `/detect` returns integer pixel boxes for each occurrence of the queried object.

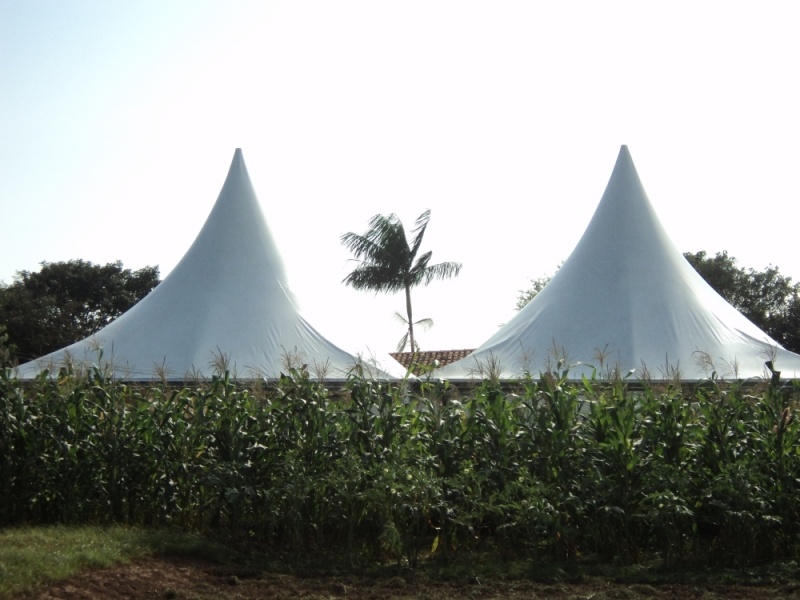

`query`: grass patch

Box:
[3,525,800,599]
[0,525,234,599]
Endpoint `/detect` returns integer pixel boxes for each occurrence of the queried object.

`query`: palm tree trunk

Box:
[405,284,414,352]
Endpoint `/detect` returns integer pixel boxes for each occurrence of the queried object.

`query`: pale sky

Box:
[2,1,800,357]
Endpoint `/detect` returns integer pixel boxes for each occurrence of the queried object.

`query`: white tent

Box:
[436,146,800,381]
[16,149,404,381]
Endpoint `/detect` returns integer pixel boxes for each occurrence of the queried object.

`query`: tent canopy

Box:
[17,149,404,381]
[436,146,800,381]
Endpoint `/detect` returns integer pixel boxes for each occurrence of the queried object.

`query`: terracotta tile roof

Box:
[389,349,475,374]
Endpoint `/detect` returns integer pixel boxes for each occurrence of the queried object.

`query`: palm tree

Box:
[341,209,462,352]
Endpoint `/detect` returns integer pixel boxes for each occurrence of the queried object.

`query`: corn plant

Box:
[583,378,647,561]
[514,371,589,559]
[4,364,800,567]
[636,384,699,561]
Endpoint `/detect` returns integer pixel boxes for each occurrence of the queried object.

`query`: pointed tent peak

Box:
[585,144,655,226]
[615,145,634,171]
[223,149,248,180]
[214,149,261,218]
[227,148,247,173]
[606,145,636,178]
[565,144,660,259]
[609,144,638,180]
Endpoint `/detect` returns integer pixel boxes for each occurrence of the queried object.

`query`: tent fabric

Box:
[16,149,404,381]
[435,146,800,381]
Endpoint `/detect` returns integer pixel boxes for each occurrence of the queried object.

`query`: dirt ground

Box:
[27,557,800,600]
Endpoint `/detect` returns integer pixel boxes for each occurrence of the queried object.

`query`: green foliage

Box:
[516,271,563,313]
[0,525,233,598]
[0,325,14,368]
[515,263,562,311]
[0,260,159,362]
[341,210,461,351]
[515,276,550,310]
[3,367,800,569]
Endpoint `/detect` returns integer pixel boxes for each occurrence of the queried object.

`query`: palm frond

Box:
[396,331,410,352]
[409,209,431,260]
[341,213,412,289]
[394,311,433,330]
[416,317,434,331]
[340,219,406,263]
[343,264,406,293]
[339,231,382,261]
[418,260,462,286]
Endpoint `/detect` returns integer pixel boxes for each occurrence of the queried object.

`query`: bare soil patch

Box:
[27,557,800,600]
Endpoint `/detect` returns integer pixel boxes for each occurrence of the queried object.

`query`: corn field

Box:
[2,365,800,568]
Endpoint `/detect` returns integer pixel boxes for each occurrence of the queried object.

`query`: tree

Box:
[515,264,561,311]
[341,210,462,352]
[684,251,800,352]
[515,275,553,311]
[0,260,160,363]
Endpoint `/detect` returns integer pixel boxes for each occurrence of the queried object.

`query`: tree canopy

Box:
[515,265,562,311]
[341,209,461,352]
[516,251,800,353]
[0,260,160,364]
